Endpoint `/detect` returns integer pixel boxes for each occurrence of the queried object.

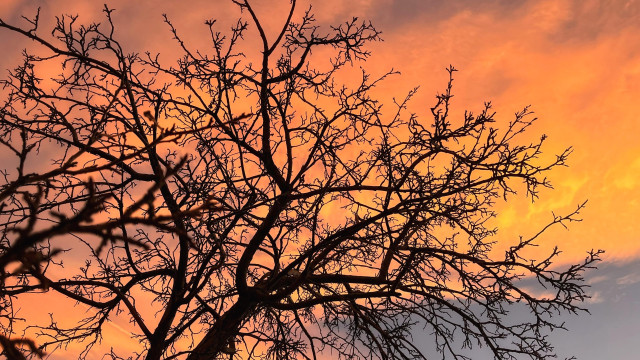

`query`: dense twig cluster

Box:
[0,1,600,359]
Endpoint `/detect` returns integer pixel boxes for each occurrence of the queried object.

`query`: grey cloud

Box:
[354,0,640,45]
[551,0,640,43]
[549,258,640,359]
[362,0,526,32]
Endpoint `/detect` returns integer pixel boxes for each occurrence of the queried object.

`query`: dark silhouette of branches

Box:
[0,1,600,360]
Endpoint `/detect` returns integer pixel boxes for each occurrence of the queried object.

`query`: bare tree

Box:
[0,1,600,360]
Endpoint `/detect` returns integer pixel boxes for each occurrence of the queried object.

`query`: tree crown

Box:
[0,2,600,360]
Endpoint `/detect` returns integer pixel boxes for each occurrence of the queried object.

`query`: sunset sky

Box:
[1,0,639,359]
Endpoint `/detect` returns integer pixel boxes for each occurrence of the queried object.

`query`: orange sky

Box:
[1,0,639,359]
[356,0,640,263]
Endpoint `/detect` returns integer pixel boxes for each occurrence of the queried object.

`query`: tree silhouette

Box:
[0,1,600,359]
